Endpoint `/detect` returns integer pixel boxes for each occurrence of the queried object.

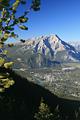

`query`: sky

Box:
[9,0,80,42]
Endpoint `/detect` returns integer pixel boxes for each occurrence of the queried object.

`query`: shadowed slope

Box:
[0,68,80,120]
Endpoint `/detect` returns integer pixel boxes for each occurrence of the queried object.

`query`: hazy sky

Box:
[10,0,80,42]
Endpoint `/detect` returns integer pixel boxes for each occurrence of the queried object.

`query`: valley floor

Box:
[14,62,80,101]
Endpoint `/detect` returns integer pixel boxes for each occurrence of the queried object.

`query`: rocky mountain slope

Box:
[7,34,80,68]
[69,41,80,52]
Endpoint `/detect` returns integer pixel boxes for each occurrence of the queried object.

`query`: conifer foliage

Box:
[34,98,53,120]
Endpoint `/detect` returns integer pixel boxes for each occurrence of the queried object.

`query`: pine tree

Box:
[34,98,60,120]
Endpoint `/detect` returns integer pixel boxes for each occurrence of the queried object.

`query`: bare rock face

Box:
[6,34,80,69]
[69,41,80,52]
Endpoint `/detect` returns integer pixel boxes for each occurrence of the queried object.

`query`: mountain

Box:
[7,34,80,69]
[69,41,80,52]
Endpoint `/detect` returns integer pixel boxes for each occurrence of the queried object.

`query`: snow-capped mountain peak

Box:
[32,34,67,56]
[18,34,80,63]
[7,34,80,68]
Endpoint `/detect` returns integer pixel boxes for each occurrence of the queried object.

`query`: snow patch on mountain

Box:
[18,34,80,62]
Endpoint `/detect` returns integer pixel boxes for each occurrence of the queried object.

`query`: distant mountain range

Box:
[7,34,80,68]
[69,41,80,52]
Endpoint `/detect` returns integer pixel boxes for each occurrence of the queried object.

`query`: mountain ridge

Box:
[20,34,80,61]
[7,34,80,68]
[69,41,80,52]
